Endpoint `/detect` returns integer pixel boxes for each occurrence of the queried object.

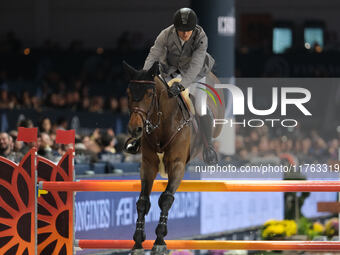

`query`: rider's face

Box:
[177,30,193,42]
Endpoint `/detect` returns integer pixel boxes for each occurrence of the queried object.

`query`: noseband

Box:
[129,80,162,134]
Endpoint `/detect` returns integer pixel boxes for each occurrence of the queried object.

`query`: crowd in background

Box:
[0,31,339,174]
[0,31,146,114]
[223,125,339,167]
[0,80,130,114]
[0,117,141,172]
[1,115,339,174]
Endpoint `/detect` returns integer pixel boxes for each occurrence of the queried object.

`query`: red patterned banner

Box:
[55,130,75,145]
[17,127,38,143]
[0,149,36,254]
[37,149,74,255]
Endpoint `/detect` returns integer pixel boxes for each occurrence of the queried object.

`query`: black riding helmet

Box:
[173,8,197,31]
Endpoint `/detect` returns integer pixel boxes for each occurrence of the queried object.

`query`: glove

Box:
[168,82,185,97]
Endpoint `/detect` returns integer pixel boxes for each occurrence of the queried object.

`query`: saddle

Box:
[166,77,199,134]
[167,77,195,115]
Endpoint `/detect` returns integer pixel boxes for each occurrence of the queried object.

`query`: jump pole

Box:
[76,240,340,251]
[40,180,340,192]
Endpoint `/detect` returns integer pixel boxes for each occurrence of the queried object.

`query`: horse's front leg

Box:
[151,159,186,255]
[132,153,158,254]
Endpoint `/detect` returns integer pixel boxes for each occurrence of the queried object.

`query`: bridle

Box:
[128,77,193,152]
[129,80,162,135]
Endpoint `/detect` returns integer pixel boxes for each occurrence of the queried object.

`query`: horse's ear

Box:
[148,61,160,77]
[122,61,137,80]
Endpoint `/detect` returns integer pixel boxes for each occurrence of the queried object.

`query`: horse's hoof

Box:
[151,245,168,255]
[131,248,145,255]
[203,146,218,165]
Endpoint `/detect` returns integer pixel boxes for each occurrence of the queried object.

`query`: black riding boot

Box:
[124,137,141,154]
[200,114,218,164]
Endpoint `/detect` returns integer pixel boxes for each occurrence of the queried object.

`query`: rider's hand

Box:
[168,82,185,97]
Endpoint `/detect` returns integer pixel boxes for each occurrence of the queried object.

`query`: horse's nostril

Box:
[136,127,143,135]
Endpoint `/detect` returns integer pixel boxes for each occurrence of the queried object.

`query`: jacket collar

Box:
[171,26,183,51]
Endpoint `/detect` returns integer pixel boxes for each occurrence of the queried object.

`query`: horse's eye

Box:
[147,92,153,97]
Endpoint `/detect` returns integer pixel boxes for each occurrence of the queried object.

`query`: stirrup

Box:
[124,137,141,154]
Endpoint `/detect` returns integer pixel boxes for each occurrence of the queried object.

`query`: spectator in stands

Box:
[57,144,73,160]
[31,95,42,111]
[55,117,68,130]
[9,130,21,152]
[269,138,281,155]
[97,131,123,172]
[119,96,129,115]
[37,132,54,160]
[280,137,294,153]
[308,130,327,158]
[89,96,105,113]
[328,138,339,160]
[81,96,90,111]
[8,92,19,109]
[246,130,260,146]
[68,90,81,111]
[238,148,250,164]
[21,91,32,109]
[39,117,53,135]
[46,92,59,108]
[0,132,12,157]
[107,96,119,113]
[235,135,245,152]
[258,136,271,156]
[99,132,116,154]
[17,119,34,128]
[82,133,101,157]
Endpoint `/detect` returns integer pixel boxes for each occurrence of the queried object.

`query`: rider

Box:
[125,7,217,164]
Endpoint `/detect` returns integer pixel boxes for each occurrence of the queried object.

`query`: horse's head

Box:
[123,61,160,139]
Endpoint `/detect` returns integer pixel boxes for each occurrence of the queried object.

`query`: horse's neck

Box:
[155,78,180,125]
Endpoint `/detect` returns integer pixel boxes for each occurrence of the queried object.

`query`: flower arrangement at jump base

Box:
[261,219,297,240]
[297,217,324,240]
[324,218,339,238]
[261,217,338,240]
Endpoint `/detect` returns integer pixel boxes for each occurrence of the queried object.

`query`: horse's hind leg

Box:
[151,160,185,255]
[132,157,158,254]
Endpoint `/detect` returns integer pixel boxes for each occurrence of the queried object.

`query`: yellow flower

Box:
[262,224,285,239]
[313,222,324,234]
[262,219,297,239]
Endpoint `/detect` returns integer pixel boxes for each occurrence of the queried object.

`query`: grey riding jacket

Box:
[143,25,215,88]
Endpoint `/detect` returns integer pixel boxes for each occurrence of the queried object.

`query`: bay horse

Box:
[123,61,225,255]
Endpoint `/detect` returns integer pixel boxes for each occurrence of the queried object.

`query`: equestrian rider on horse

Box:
[125,7,218,164]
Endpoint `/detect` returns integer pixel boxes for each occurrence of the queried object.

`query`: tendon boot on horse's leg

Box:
[132,195,151,254]
[152,191,175,255]
[124,137,141,154]
[200,114,218,164]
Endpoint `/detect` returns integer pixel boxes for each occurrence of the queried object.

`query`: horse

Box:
[122,61,225,255]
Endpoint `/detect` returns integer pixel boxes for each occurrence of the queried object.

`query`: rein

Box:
[129,77,192,153]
